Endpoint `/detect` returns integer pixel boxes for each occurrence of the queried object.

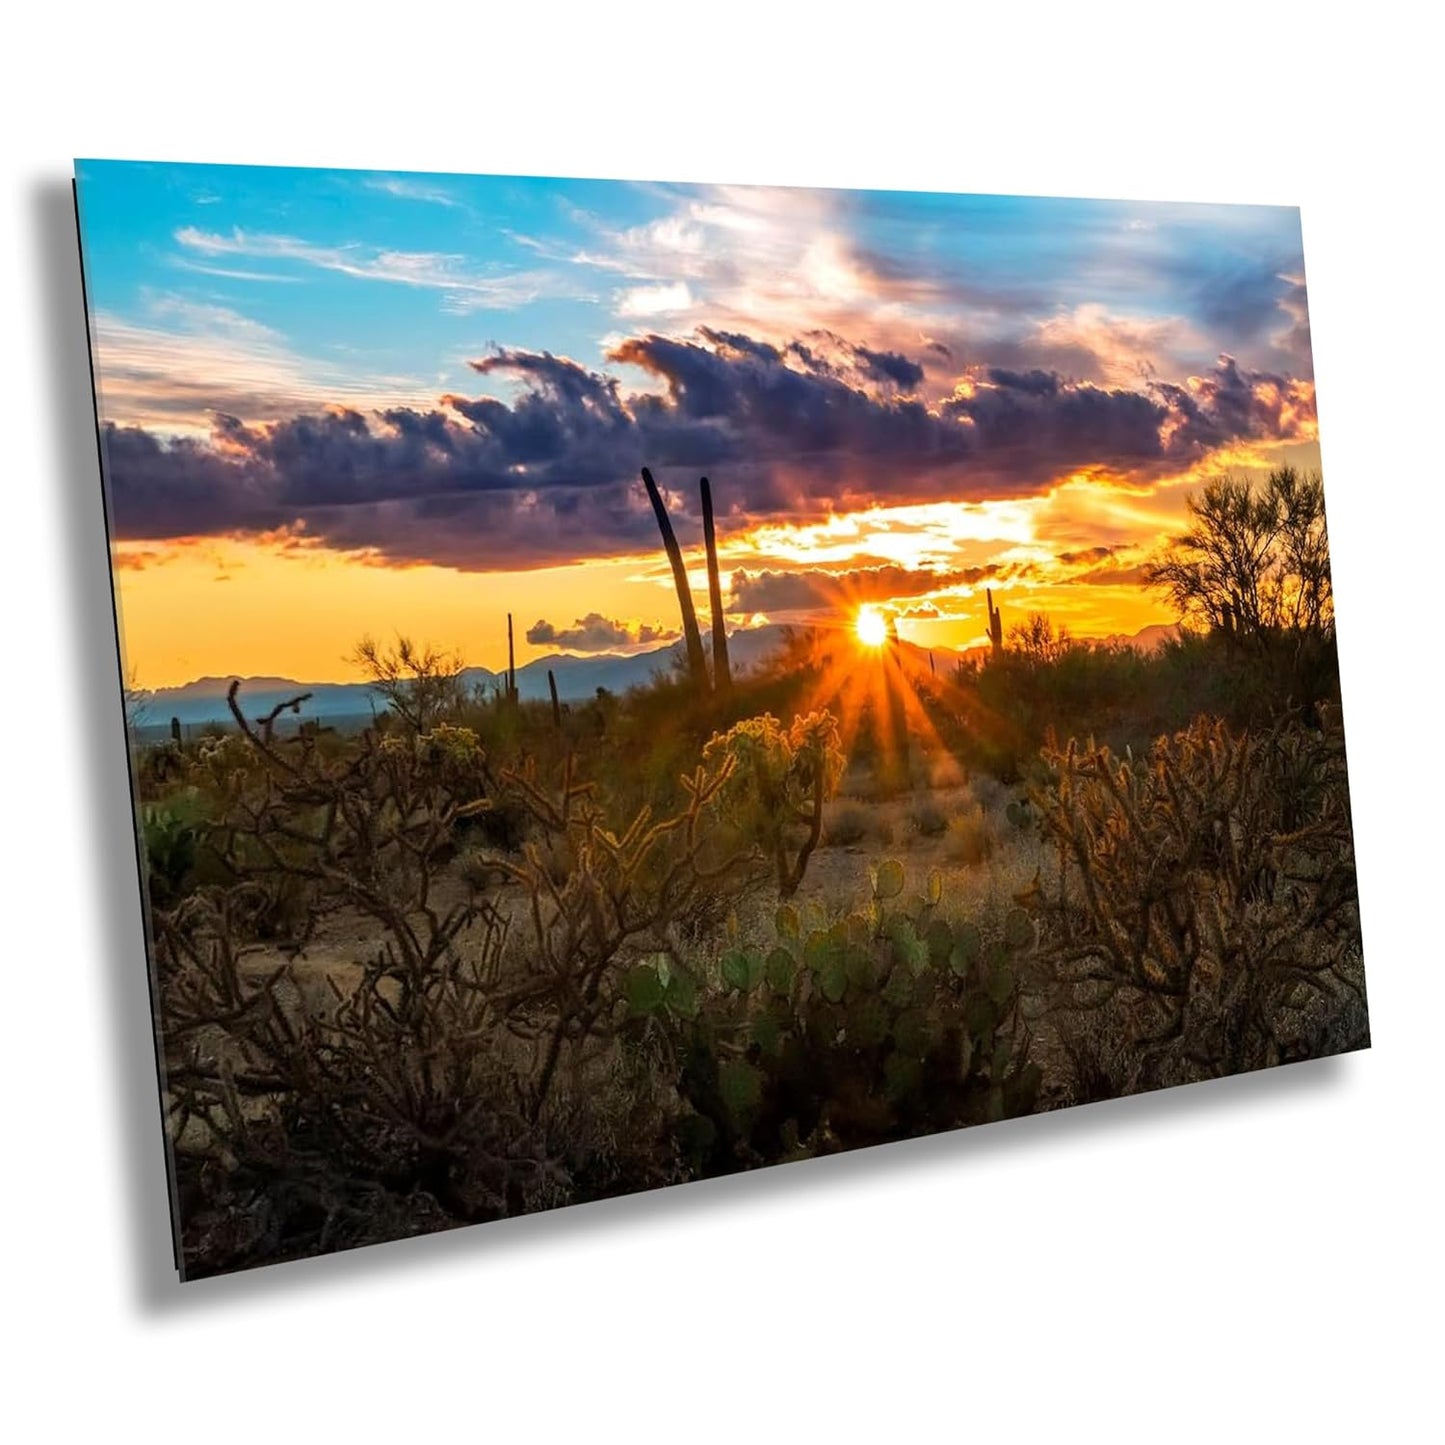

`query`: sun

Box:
[855,605,889,648]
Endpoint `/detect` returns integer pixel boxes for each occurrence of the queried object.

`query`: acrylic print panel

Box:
[74,161,1368,1279]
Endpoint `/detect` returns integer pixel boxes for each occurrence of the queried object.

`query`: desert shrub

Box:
[944,805,997,867]
[823,803,872,847]
[702,710,844,897]
[1024,712,1365,1091]
[155,683,766,1274]
[968,772,1010,816]
[159,887,555,1274]
[351,634,466,735]
[937,597,1343,785]
[632,860,1042,1175]
[908,797,949,838]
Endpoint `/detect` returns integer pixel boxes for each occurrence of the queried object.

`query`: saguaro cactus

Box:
[506,613,519,704]
[986,588,1004,663]
[170,716,183,745]
[548,668,562,729]
[700,476,731,693]
[641,467,708,689]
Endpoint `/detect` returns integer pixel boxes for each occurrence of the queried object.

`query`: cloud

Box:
[99,327,1315,571]
[525,613,680,651]
[852,343,925,391]
[363,177,460,207]
[173,226,574,312]
[728,563,1003,615]
[1034,304,1204,387]
[618,282,694,316]
[92,302,434,434]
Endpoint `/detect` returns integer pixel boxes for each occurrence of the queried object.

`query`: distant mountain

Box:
[1098,622,1181,654]
[137,626,798,729]
[133,620,1179,732]
[142,675,388,727]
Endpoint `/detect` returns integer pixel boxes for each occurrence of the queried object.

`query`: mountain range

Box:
[133,621,1178,731]
[137,625,795,728]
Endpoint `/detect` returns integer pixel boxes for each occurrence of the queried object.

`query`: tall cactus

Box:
[506,612,518,704]
[700,476,731,693]
[986,588,1004,663]
[548,668,562,729]
[640,467,708,689]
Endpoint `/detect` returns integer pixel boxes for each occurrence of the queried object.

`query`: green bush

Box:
[141,800,200,906]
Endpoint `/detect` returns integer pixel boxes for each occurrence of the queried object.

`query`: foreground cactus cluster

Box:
[625,860,1041,1172]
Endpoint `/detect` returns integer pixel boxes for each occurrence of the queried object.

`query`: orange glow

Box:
[110,436,1321,688]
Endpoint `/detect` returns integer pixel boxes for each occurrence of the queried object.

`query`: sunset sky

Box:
[76,161,1321,688]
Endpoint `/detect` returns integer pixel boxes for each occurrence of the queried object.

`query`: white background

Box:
[3,4,1439,1439]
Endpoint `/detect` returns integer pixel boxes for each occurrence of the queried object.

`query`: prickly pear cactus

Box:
[630,860,1041,1173]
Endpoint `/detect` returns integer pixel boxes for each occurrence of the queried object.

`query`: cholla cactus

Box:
[702,710,844,897]
[1029,714,1363,1081]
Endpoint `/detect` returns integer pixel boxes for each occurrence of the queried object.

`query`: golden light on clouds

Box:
[111,437,1321,688]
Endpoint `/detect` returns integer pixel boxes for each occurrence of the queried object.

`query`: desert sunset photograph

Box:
[76,160,1365,1278]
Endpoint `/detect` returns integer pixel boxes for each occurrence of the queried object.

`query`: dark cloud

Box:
[100,328,1315,570]
[985,368,1062,397]
[1190,257,1299,343]
[1076,564,1150,587]
[729,563,1002,616]
[1056,545,1116,566]
[525,612,679,652]
[853,344,925,390]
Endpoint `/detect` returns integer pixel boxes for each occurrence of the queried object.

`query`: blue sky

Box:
[76,159,1311,436]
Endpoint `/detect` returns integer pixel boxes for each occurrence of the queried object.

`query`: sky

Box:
[75,161,1321,687]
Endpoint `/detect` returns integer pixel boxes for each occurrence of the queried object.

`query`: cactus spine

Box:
[641,467,709,691]
[700,476,731,694]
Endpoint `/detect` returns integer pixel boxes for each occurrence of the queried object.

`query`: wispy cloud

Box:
[173,226,582,313]
[92,297,434,433]
[363,177,461,208]
[171,258,304,284]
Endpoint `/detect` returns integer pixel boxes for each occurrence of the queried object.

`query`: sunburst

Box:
[855,605,888,648]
